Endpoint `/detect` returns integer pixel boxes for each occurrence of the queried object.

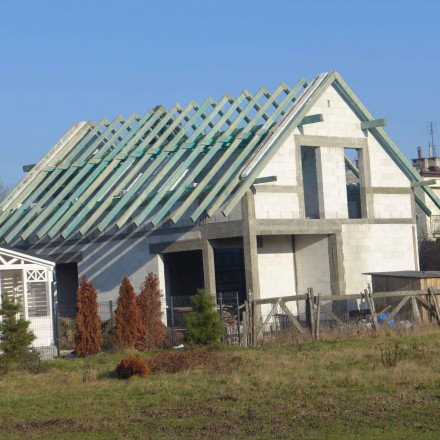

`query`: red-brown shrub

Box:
[74,275,103,356]
[116,356,150,379]
[137,273,165,351]
[113,277,145,350]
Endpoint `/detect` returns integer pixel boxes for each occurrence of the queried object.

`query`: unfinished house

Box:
[1,71,438,321]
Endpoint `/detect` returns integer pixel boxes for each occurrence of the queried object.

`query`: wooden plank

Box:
[75,104,186,235]
[257,297,281,337]
[315,294,321,340]
[278,299,306,335]
[360,118,387,130]
[307,289,315,335]
[221,73,334,217]
[382,296,410,326]
[142,90,261,227]
[192,80,306,221]
[333,72,440,210]
[3,119,117,242]
[429,288,440,325]
[365,288,380,333]
[299,114,323,125]
[34,114,141,239]
[318,303,345,326]
[411,295,422,323]
[173,82,302,224]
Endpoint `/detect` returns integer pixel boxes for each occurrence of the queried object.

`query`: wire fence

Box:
[30,292,244,356]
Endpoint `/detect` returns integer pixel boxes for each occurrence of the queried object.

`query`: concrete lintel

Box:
[255,219,342,235]
[365,187,413,195]
[295,134,367,149]
[201,220,243,240]
[254,185,298,193]
[149,238,203,254]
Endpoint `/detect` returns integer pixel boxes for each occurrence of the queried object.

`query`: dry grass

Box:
[2,327,440,439]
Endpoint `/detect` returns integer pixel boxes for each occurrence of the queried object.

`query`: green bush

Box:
[184,289,224,345]
[0,294,36,372]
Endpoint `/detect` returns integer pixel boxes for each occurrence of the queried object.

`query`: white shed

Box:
[0,246,55,347]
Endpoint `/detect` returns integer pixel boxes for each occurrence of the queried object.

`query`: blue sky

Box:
[1,0,439,187]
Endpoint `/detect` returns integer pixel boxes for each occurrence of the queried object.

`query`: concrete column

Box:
[358,144,373,219]
[328,233,347,318]
[242,189,261,300]
[201,239,216,298]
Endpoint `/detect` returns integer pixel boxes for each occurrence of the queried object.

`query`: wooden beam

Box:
[253,176,277,184]
[360,118,387,130]
[22,164,35,172]
[299,114,323,125]
[411,179,436,188]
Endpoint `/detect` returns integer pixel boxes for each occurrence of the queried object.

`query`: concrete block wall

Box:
[77,237,160,302]
[316,147,348,219]
[342,223,417,295]
[372,194,413,219]
[297,85,365,139]
[256,132,297,186]
[255,192,300,219]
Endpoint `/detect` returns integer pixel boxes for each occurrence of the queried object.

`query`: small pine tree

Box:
[0,294,36,365]
[137,273,165,351]
[74,275,103,356]
[113,277,145,350]
[184,289,224,345]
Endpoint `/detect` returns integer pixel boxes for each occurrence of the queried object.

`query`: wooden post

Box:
[429,289,440,325]
[315,294,321,340]
[364,288,380,334]
[244,300,249,347]
[307,288,315,337]
[411,296,421,324]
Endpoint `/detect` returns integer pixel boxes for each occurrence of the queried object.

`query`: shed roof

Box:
[364,271,440,279]
[0,71,439,245]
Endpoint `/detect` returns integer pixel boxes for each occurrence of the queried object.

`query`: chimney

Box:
[418,146,422,159]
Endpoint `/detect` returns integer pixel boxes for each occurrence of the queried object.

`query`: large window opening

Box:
[214,248,246,304]
[301,146,320,219]
[55,263,79,318]
[344,148,362,219]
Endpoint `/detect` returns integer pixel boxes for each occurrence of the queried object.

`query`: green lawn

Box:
[2,330,440,439]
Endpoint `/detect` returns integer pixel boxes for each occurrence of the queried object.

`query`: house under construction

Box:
[1,71,437,320]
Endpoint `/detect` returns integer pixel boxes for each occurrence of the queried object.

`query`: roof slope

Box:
[0,71,438,245]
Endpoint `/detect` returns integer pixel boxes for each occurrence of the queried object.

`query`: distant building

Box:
[412,146,440,240]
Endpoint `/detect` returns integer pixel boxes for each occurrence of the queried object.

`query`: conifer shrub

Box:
[137,273,165,351]
[74,276,103,356]
[184,289,224,345]
[116,356,150,379]
[113,277,145,350]
[0,294,36,371]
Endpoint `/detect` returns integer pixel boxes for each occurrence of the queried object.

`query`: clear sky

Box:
[1,0,439,187]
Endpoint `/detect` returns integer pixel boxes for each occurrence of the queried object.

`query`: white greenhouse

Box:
[0,246,55,347]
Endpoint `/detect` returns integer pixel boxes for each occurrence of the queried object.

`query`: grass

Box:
[2,328,440,439]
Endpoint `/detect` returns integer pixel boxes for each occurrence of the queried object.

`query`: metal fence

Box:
[167,291,243,346]
[30,292,243,356]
